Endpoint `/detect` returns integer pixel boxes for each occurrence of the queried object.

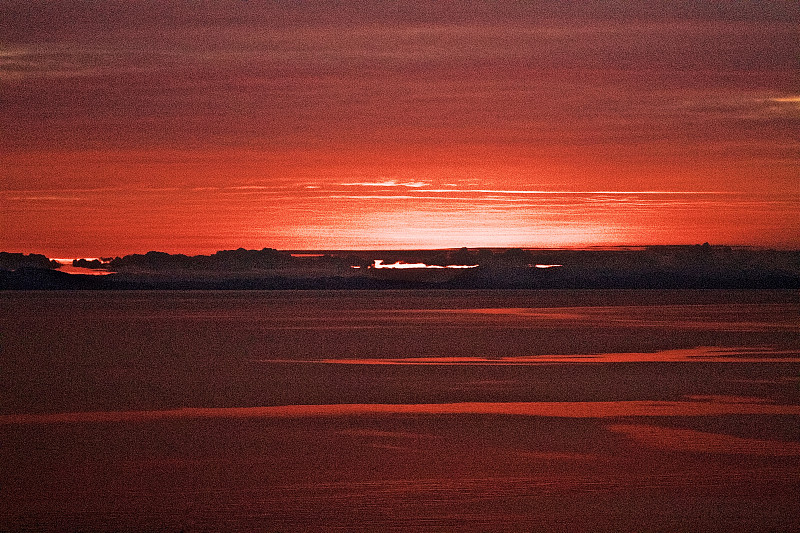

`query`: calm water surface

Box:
[1,290,799,531]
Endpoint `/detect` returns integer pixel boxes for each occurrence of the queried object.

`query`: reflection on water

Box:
[1,290,799,531]
[458,304,800,331]
[259,346,800,365]
[4,397,800,426]
[608,423,800,456]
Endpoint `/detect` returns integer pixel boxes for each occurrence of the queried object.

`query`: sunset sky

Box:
[1,1,798,257]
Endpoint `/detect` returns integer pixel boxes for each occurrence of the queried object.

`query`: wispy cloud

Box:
[422,189,730,195]
[340,180,430,188]
[7,195,84,201]
[326,195,419,200]
[770,96,800,103]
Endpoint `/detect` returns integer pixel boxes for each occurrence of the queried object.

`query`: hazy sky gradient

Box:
[1,1,798,255]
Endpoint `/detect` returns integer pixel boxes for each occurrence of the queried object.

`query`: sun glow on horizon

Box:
[277,205,622,250]
[2,184,798,257]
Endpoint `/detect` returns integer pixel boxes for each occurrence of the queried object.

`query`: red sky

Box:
[1,1,798,257]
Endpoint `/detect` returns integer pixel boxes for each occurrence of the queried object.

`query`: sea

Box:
[1,289,799,532]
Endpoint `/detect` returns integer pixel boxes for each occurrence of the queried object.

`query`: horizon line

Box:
[5,242,799,263]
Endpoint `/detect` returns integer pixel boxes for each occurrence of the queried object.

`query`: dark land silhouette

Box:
[0,252,60,271]
[1,245,799,290]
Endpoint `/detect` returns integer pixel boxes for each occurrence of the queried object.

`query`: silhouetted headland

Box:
[1,245,798,290]
[0,252,60,271]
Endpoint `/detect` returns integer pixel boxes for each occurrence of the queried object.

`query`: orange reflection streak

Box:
[608,424,800,456]
[2,399,800,426]
[260,347,800,365]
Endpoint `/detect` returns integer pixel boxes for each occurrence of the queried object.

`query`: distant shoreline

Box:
[2,246,798,290]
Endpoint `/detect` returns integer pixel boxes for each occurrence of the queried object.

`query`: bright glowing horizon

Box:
[3,184,798,258]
